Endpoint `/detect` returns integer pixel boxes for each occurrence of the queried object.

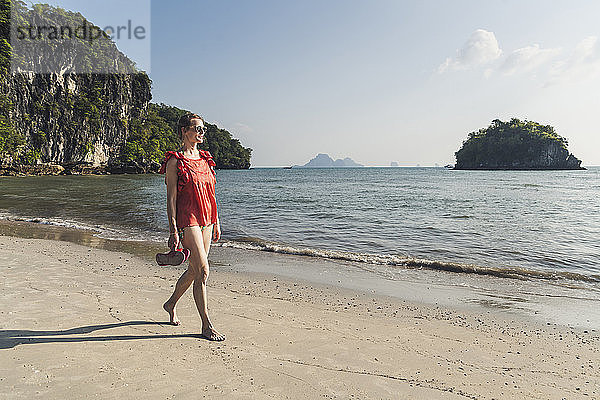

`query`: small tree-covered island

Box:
[0,1,251,175]
[454,119,585,170]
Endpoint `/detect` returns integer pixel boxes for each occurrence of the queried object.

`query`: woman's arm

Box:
[213,212,221,242]
[165,157,179,249]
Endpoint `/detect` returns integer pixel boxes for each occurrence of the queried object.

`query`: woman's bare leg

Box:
[163,269,193,325]
[182,225,224,340]
[163,225,214,326]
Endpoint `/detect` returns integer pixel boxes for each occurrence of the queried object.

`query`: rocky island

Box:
[0,1,251,175]
[294,153,363,168]
[454,119,584,170]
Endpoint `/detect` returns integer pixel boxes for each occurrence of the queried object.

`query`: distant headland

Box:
[454,119,585,170]
[293,153,363,168]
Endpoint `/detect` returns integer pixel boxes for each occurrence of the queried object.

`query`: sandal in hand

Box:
[156,248,190,266]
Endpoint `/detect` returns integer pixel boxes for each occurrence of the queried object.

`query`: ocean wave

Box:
[0,213,161,243]
[216,237,600,284]
[522,183,543,188]
[3,211,599,284]
[0,213,100,232]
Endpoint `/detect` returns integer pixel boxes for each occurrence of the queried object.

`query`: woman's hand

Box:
[168,232,180,250]
[213,223,221,242]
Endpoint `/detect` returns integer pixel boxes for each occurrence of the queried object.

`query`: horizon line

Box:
[244,164,599,169]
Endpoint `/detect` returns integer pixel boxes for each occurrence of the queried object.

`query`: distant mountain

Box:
[295,153,363,168]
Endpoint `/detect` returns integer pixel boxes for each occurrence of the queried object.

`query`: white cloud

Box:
[499,44,562,76]
[572,36,600,63]
[438,29,502,73]
[438,31,600,84]
[547,36,600,85]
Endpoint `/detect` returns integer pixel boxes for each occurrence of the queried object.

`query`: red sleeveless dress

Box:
[158,150,218,230]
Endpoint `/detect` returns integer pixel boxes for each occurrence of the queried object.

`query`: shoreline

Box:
[0,163,253,177]
[1,221,599,398]
[2,218,600,330]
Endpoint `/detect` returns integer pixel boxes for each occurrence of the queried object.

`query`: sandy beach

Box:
[1,228,598,399]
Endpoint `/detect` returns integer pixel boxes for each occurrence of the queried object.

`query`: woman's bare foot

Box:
[202,326,225,341]
[163,301,180,326]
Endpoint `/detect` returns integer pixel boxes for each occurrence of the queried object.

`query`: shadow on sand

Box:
[0,320,207,349]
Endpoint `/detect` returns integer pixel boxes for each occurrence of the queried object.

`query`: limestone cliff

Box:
[0,1,251,174]
[0,0,152,174]
[1,72,150,168]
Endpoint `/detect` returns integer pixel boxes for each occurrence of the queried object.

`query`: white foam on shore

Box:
[0,212,164,243]
[3,211,600,285]
[216,238,600,284]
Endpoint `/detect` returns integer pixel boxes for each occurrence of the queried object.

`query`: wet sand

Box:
[0,228,599,399]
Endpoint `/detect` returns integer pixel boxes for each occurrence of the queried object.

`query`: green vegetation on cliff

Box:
[0,0,22,159]
[0,0,9,73]
[454,118,583,170]
[0,92,24,157]
[122,103,252,170]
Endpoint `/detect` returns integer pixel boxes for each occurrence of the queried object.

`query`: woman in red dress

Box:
[159,113,225,341]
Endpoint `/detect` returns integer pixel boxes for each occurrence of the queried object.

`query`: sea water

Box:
[1,167,599,285]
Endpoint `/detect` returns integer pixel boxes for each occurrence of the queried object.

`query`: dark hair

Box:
[177,113,204,139]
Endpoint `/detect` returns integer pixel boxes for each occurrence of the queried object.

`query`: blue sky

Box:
[41,0,600,166]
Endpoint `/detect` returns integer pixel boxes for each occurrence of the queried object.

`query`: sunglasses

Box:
[190,125,206,133]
